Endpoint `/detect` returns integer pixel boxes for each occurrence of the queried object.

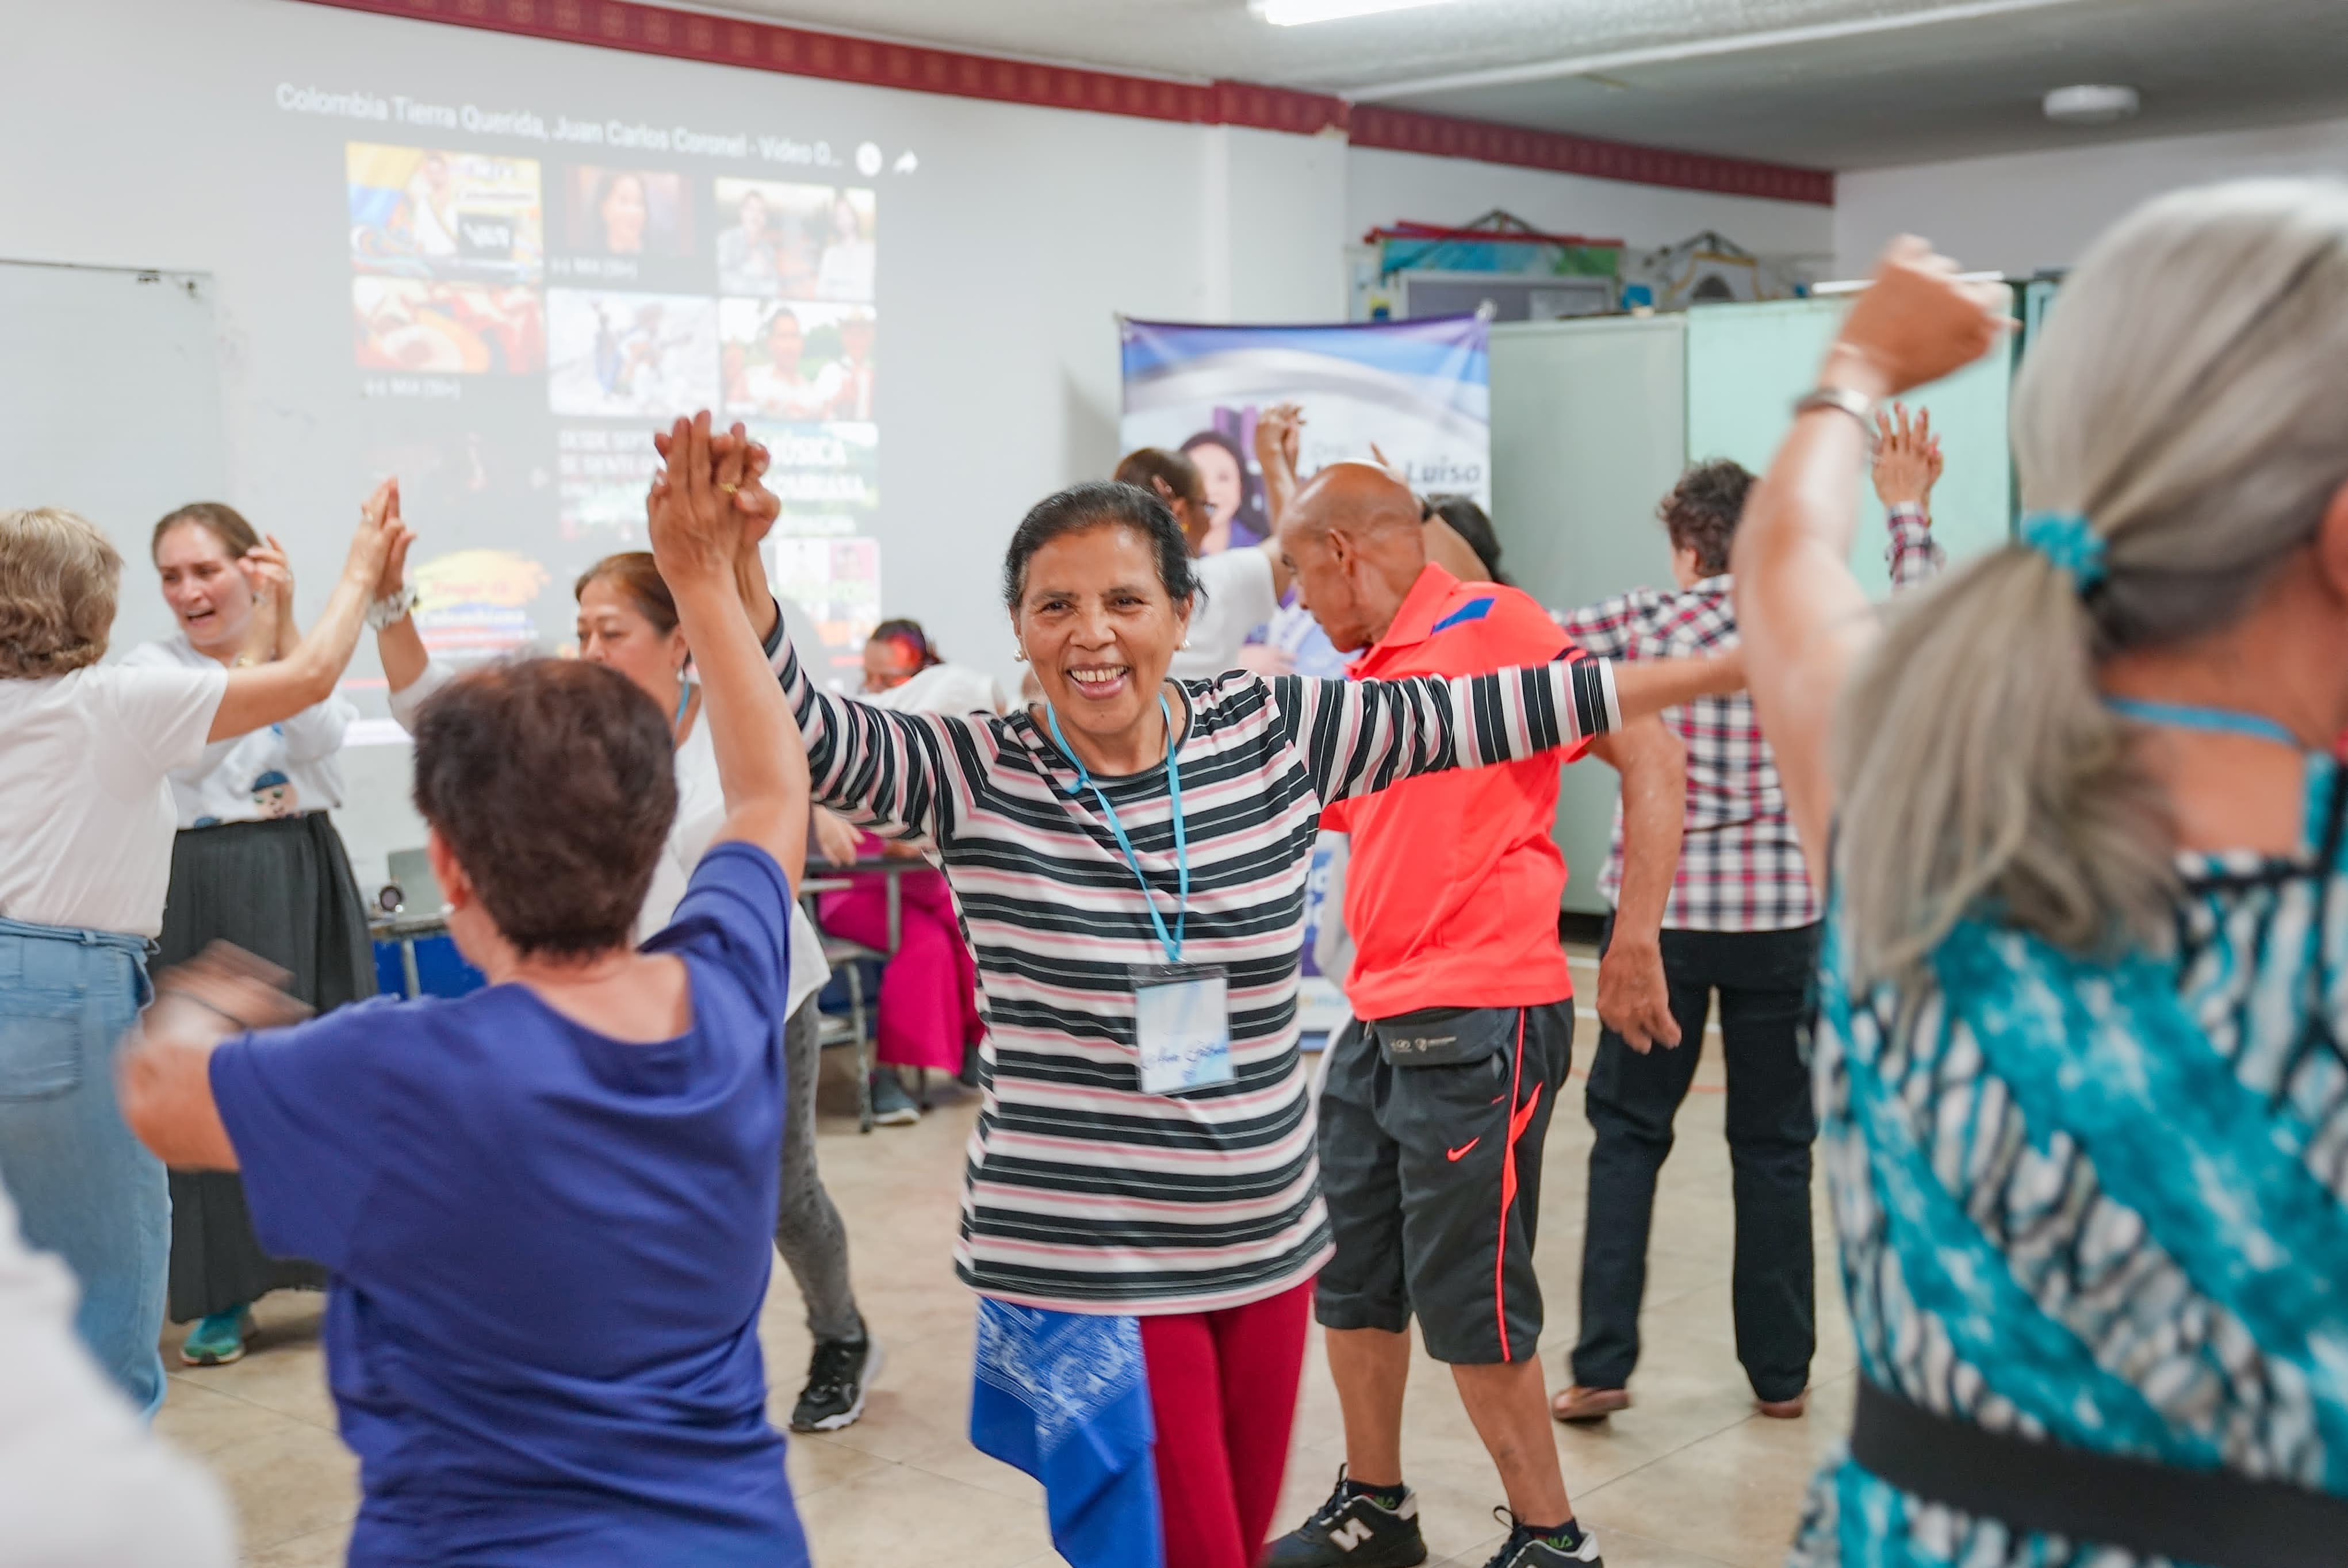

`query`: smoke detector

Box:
[2043,85,2140,126]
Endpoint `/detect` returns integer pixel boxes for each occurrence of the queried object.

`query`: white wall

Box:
[1836,114,2348,276]
[1349,145,1836,259]
[3,0,1834,888]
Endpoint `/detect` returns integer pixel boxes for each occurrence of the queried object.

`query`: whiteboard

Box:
[1685,296,2014,595]
[0,259,228,656]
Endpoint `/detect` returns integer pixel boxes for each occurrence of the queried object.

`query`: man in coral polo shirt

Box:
[1267,465,1699,1568]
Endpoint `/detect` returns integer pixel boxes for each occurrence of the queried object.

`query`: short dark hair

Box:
[1424,494,1509,585]
[1660,459,1756,578]
[411,659,677,959]
[1113,448,1207,513]
[1001,481,1199,612]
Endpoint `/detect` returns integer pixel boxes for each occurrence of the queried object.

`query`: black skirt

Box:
[154,811,377,1322]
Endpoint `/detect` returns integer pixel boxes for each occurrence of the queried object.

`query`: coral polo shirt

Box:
[1322,564,1588,1021]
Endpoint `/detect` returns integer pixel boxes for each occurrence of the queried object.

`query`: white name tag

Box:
[1133,965,1234,1097]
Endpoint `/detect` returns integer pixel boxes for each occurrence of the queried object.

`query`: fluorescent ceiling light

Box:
[1253,0,1468,26]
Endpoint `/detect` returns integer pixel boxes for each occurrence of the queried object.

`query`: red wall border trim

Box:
[286,0,1832,206]
[1351,103,1833,206]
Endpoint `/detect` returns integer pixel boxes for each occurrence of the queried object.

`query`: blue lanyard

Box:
[2106,696,2303,750]
[1047,694,1188,964]
[672,680,694,734]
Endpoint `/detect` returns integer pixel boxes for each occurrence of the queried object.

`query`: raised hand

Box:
[1870,401,1943,510]
[344,478,407,589]
[1825,236,2009,400]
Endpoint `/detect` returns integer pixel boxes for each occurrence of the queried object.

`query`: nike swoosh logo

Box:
[1446,1138,1480,1162]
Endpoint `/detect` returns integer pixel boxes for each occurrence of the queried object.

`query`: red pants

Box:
[1140,1278,1313,1568]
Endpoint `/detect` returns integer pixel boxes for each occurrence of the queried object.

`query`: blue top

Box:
[211,842,809,1568]
[1791,754,2348,1567]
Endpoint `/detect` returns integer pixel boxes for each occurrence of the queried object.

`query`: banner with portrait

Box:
[1117,316,1489,1022]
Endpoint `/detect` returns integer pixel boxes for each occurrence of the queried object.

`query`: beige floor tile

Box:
[155,1378,313,1458]
[792,1465,1057,1567]
[242,1523,351,1568]
[205,1422,359,1553]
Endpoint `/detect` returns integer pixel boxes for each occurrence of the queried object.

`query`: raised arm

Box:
[209,480,404,743]
[1277,648,1739,808]
[1732,239,2008,880]
[650,413,809,885]
[1871,401,1948,592]
[692,427,962,844]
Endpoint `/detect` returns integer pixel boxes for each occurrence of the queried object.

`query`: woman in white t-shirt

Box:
[0,497,397,1415]
[377,545,879,1434]
[1112,446,1291,681]
[125,501,381,1369]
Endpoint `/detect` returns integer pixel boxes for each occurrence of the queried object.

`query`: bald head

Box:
[1284,462,1423,543]
[1277,461,1432,653]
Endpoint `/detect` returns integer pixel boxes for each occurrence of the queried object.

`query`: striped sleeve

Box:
[1274,654,1622,809]
[767,620,965,844]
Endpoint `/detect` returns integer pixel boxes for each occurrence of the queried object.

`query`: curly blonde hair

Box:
[0,508,122,678]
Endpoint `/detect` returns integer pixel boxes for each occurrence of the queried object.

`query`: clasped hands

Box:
[648,412,782,586]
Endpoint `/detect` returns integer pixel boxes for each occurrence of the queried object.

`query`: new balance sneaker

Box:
[870,1071,920,1126]
[1266,1468,1428,1567]
[1477,1510,1603,1568]
[790,1331,883,1432]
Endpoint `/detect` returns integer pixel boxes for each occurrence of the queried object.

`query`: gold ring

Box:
[718,482,740,496]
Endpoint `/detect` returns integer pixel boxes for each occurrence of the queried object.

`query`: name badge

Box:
[1132,964,1233,1097]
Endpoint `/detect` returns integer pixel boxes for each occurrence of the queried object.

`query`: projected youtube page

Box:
[320,99,887,681]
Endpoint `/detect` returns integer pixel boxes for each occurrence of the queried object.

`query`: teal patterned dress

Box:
[1791,753,2348,1566]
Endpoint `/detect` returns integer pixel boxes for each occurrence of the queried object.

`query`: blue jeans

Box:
[0,917,167,1415]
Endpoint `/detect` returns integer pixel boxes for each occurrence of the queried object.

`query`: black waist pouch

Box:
[1368,1006,1518,1069]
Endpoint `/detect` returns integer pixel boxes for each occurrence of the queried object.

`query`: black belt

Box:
[1851,1378,2348,1568]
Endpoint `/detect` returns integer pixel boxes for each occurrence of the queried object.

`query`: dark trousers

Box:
[1571,920,1819,1404]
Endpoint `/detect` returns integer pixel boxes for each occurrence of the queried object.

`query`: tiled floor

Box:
[165,964,1845,1567]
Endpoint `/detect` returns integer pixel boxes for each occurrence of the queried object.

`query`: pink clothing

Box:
[817,838,980,1074]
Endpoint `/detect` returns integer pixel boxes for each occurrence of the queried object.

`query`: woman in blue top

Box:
[117,415,817,1567]
[1736,185,2348,1566]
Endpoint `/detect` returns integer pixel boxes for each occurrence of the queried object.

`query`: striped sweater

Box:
[771,624,1621,1313]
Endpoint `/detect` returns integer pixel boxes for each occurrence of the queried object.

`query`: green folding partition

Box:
[1684,297,2014,593]
[1489,314,1690,915]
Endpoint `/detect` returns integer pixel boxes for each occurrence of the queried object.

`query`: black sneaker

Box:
[790,1331,883,1432]
[1477,1509,1603,1568]
[1266,1468,1428,1567]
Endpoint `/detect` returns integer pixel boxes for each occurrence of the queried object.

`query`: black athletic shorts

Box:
[1313,1000,1574,1365]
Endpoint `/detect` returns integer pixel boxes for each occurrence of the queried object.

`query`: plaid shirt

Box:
[1555,510,1944,932]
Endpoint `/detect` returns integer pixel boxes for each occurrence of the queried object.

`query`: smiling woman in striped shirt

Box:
[725,471,1740,1568]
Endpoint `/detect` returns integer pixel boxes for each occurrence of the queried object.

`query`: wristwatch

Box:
[366,585,419,630]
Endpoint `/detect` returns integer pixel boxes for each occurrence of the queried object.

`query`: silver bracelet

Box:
[1792,386,1878,450]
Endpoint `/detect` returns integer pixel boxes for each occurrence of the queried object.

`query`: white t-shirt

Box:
[638,713,832,1015]
[1169,546,1280,682]
[0,664,224,936]
[393,660,830,1013]
[122,637,354,829]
